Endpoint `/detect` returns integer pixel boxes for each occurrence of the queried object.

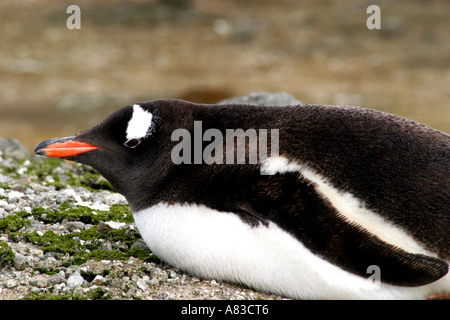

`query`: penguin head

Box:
[34,99,193,196]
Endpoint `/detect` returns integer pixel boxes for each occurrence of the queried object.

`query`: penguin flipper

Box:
[246,172,448,287]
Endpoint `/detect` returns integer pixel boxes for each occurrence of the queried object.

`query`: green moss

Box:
[0,241,15,267]
[23,226,148,266]
[1,198,155,269]
[67,171,115,192]
[107,204,135,223]
[26,292,85,300]
[0,210,32,232]
[35,268,61,276]
[25,287,111,300]
[22,157,114,192]
[29,158,65,179]
[74,249,127,265]
[25,230,79,255]
[98,227,141,247]
[12,202,154,266]
[128,247,160,263]
[86,287,111,300]
[32,202,133,225]
[0,183,11,196]
[0,166,21,180]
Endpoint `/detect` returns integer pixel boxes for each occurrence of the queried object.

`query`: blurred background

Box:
[0,0,449,151]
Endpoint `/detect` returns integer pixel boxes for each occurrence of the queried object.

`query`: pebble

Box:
[5,279,18,289]
[48,271,66,286]
[91,275,104,285]
[13,254,29,271]
[30,275,48,288]
[67,272,84,289]
[136,276,149,291]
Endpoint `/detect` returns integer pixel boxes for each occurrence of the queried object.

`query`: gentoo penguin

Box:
[34,98,449,299]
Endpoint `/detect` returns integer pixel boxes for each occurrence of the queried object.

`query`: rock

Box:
[43,252,64,260]
[99,241,113,251]
[109,265,125,278]
[80,260,109,276]
[219,91,302,107]
[130,239,150,251]
[30,275,48,288]
[0,173,13,185]
[63,220,86,232]
[7,191,24,203]
[13,254,29,271]
[5,279,18,289]
[97,221,114,234]
[136,275,150,291]
[104,221,127,229]
[47,271,66,286]
[67,271,85,289]
[0,138,30,157]
[156,292,170,300]
[91,275,104,285]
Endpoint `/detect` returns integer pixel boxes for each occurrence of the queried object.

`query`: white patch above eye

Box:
[126,104,154,141]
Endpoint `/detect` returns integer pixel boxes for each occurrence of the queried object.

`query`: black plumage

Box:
[35,98,450,291]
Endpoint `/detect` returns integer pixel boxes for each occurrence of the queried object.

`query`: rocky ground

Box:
[0,139,284,300]
[0,93,299,301]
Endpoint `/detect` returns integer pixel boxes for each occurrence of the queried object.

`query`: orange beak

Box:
[34,137,100,158]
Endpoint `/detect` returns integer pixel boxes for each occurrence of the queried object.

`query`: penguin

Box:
[34,98,449,299]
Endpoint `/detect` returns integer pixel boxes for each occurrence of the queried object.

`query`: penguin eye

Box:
[124,138,142,148]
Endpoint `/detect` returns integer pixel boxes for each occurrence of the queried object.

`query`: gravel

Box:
[0,92,297,300]
[0,139,283,300]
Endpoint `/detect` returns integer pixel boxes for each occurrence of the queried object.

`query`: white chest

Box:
[132,202,443,299]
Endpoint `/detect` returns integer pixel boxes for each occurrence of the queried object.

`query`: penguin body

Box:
[35,99,450,299]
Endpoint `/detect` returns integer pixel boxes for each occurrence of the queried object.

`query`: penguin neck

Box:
[102,168,157,212]
[106,156,179,212]
[196,104,276,129]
